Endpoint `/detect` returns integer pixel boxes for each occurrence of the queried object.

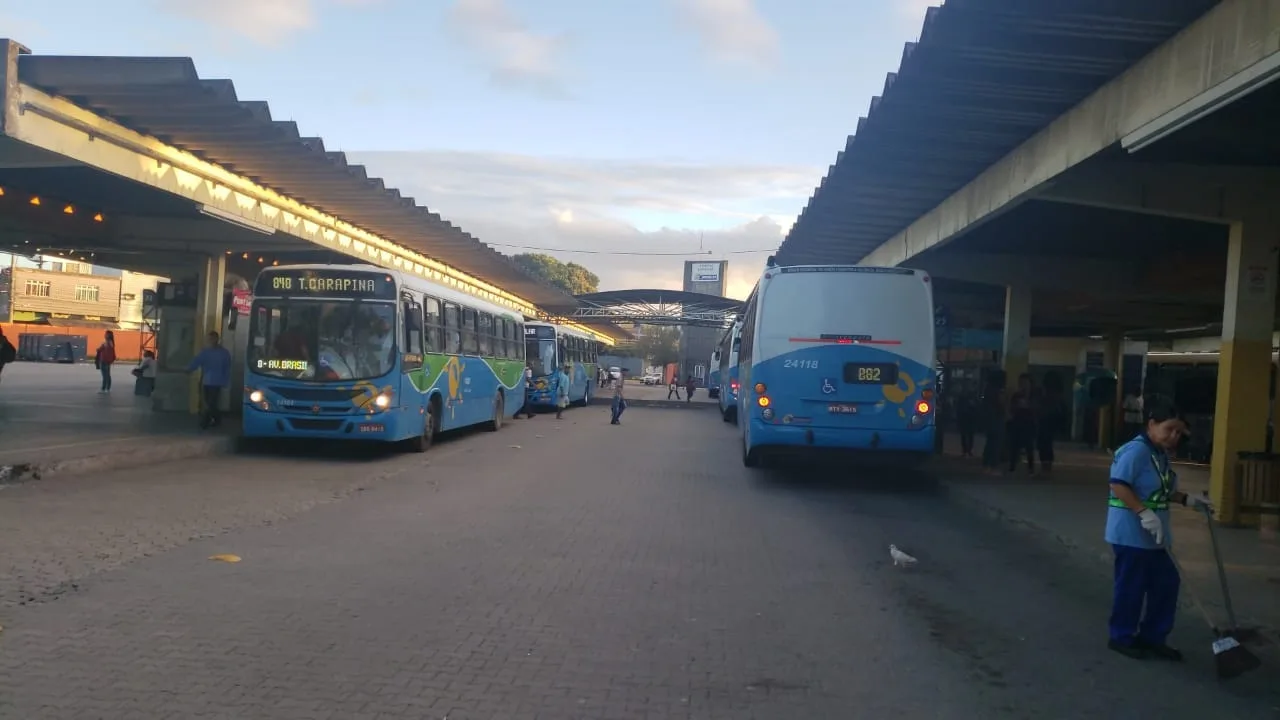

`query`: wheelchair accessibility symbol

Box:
[821,378,837,395]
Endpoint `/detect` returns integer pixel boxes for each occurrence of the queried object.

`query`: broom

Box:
[1165,505,1261,680]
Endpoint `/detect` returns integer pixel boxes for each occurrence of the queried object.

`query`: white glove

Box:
[1138,509,1164,545]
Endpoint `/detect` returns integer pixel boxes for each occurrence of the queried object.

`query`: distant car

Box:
[642,373,661,385]
[609,366,622,380]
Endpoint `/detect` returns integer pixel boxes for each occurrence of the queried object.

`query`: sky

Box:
[2,0,934,299]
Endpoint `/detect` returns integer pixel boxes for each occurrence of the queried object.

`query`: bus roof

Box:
[261,263,518,319]
[524,319,595,341]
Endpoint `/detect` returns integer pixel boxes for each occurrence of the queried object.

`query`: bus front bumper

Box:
[242,404,413,440]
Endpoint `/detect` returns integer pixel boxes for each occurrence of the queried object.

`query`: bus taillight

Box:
[915,401,931,414]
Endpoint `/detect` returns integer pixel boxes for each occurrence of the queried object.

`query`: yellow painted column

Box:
[1001,285,1031,383]
[1210,219,1277,527]
[189,254,226,415]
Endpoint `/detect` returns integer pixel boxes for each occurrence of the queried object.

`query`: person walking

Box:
[554,363,571,420]
[610,376,627,425]
[187,331,232,429]
[667,378,681,401]
[1105,397,1212,660]
[956,390,978,458]
[684,375,697,403]
[979,371,1006,476]
[513,364,535,419]
[94,330,117,393]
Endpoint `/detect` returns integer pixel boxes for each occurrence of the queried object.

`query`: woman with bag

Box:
[94,330,117,393]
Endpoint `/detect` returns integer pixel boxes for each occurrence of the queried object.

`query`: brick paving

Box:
[0,403,1276,718]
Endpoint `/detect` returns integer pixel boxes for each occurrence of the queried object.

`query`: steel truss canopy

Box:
[775,0,1220,267]
[569,290,743,329]
[11,52,579,310]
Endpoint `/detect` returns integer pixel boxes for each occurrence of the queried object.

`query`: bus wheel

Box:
[486,393,504,432]
[721,405,733,423]
[408,401,438,453]
[742,438,761,468]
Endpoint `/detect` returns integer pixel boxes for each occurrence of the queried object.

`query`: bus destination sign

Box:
[255,269,397,300]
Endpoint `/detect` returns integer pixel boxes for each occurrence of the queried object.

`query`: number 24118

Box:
[783,359,819,369]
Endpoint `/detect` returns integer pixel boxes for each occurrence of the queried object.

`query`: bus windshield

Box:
[525,338,557,377]
[249,299,398,381]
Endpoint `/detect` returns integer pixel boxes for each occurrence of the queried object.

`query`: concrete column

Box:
[1210,218,1278,526]
[1099,332,1122,449]
[0,39,31,135]
[189,254,226,415]
[1001,285,1031,382]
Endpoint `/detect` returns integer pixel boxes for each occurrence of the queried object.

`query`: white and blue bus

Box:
[716,318,743,423]
[707,349,722,400]
[737,262,936,468]
[523,320,599,409]
[243,264,527,451]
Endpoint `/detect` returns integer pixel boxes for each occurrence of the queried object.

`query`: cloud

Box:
[152,0,377,47]
[445,0,569,98]
[348,151,821,299]
[895,0,935,26]
[672,0,779,71]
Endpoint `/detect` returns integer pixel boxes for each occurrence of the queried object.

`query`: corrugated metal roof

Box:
[776,0,1222,266]
[15,54,580,310]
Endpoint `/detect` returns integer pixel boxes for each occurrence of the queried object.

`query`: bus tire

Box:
[486,392,504,432]
[408,398,439,453]
[742,439,761,468]
[721,405,735,423]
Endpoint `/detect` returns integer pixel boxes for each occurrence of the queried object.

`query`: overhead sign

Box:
[690,262,721,283]
[254,269,396,300]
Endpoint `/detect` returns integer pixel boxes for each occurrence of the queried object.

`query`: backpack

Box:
[0,337,14,364]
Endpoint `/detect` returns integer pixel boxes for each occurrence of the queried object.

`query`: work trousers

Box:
[1109,544,1180,646]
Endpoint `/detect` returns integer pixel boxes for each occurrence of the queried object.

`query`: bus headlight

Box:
[374,393,391,409]
[248,390,264,404]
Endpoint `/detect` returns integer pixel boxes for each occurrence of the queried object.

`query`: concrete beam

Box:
[907,253,1138,293]
[1036,161,1280,222]
[859,0,1280,268]
[111,215,304,251]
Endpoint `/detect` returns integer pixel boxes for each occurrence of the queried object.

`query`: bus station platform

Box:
[936,436,1280,647]
[0,362,237,482]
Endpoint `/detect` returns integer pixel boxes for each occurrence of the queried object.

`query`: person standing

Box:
[1007,373,1038,475]
[0,327,14,386]
[979,371,1006,476]
[187,331,232,429]
[554,363,571,420]
[94,330,117,393]
[1105,398,1212,660]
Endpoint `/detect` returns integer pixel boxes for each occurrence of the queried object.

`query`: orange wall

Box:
[0,323,146,362]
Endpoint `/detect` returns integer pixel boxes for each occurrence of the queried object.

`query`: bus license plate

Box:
[828,403,858,414]
[357,423,385,433]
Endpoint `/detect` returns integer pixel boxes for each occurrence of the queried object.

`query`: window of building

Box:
[24,280,51,297]
[75,285,100,302]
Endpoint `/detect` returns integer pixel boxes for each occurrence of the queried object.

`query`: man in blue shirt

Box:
[1104,397,1212,661]
[188,331,233,429]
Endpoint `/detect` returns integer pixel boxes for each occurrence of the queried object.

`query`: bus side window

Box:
[478,312,493,357]
[424,296,442,353]
[461,308,479,355]
[443,302,461,355]
[500,318,513,359]
[402,295,424,371]
[515,323,525,361]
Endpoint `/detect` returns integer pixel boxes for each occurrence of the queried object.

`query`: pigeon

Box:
[889,544,918,567]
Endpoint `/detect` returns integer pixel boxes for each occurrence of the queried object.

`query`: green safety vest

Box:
[1108,449,1172,511]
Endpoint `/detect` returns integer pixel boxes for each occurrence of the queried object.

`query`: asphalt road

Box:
[0,403,1276,719]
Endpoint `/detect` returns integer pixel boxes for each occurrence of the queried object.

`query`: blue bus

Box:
[243,264,527,451]
[707,349,721,400]
[737,261,936,468]
[716,318,743,424]
[522,321,600,410]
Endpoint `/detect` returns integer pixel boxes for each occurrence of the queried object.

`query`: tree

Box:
[634,325,681,367]
[512,253,600,296]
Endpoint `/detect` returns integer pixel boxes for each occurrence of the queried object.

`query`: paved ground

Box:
[1,404,1277,719]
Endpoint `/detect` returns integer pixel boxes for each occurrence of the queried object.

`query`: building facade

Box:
[10,265,122,323]
[679,260,728,384]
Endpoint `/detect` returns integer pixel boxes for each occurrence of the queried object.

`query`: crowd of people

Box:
[950,369,1068,476]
